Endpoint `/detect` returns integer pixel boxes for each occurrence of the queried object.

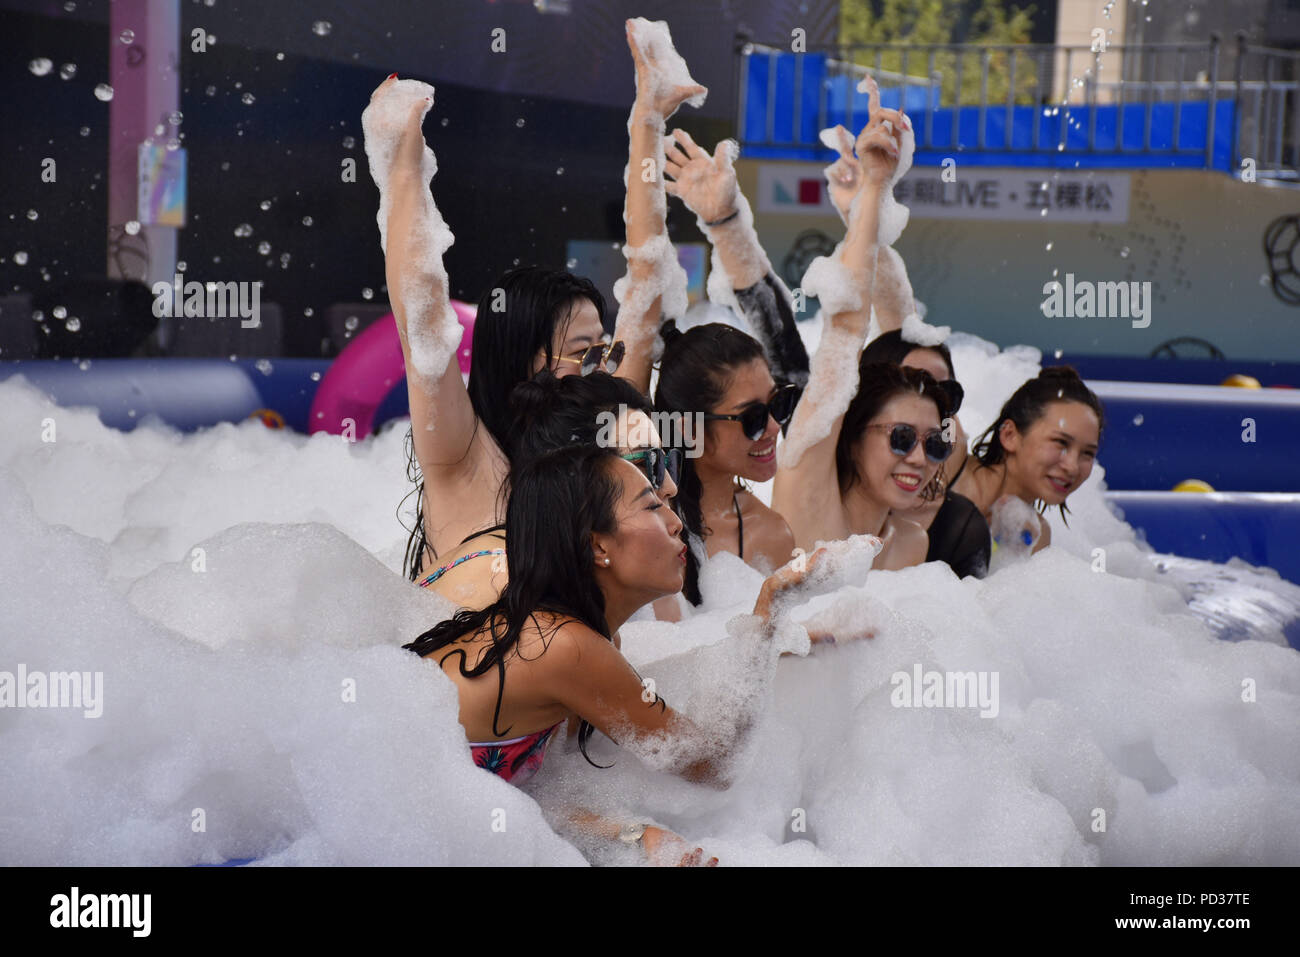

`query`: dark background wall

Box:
[0,0,841,356]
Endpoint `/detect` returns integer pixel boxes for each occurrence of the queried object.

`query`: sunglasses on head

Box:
[702,383,800,441]
[554,338,626,376]
[935,378,964,415]
[867,423,954,463]
[621,447,682,492]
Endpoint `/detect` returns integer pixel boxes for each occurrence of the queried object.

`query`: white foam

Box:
[4,351,1298,865]
[627,18,706,112]
[361,79,461,382]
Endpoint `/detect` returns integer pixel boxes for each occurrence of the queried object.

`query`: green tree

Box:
[839,0,1039,105]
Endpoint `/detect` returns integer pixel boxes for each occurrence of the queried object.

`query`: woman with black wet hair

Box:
[954,366,1104,555]
[654,320,799,611]
[406,443,824,861]
[858,331,989,578]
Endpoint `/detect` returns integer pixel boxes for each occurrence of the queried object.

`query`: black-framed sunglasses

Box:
[935,378,964,415]
[867,423,954,463]
[702,383,800,441]
[621,447,682,492]
[555,339,626,376]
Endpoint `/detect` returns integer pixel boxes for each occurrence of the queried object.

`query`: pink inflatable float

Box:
[308,300,476,438]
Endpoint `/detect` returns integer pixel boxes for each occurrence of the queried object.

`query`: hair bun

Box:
[1039,364,1083,383]
[508,373,559,426]
[660,317,684,347]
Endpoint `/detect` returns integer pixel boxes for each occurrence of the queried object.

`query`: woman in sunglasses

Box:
[858,331,990,578]
[653,321,800,611]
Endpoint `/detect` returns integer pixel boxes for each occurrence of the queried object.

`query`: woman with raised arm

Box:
[772,91,955,570]
[406,443,822,863]
[362,76,679,613]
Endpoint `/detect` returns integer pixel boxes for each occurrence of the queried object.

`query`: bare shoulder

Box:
[877,515,929,570]
[1033,514,1052,552]
[736,490,797,569]
[521,614,617,674]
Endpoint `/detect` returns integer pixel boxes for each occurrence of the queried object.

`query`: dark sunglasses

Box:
[556,339,625,376]
[867,423,954,463]
[621,447,682,491]
[935,378,964,415]
[702,383,800,441]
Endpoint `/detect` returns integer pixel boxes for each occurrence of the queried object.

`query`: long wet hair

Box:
[404,444,624,767]
[836,360,953,499]
[400,367,647,582]
[971,365,1105,520]
[654,319,768,606]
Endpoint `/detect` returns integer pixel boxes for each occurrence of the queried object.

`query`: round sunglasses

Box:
[702,383,800,441]
[621,447,682,492]
[554,338,626,376]
[866,422,954,463]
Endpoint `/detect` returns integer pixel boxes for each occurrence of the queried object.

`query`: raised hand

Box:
[626,19,707,119]
[362,73,436,185]
[662,129,738,224]
[752,545,832,620]
[856,75,908,189]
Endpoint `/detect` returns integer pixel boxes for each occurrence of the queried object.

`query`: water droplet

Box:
[169,111,183,126]
[1045,242,1053,251]
[440,117,449,127]
[1053,349,1063,359]
[515,118,525,127]
[361,287,373,300]
[303,307,314,317]
[342,135,355,149]
[312,20,332,36]
[153,123,166,137]
[257,241,271,255]
[176,261,187,272]
[310,371,322,382]
[124,220,140,235]
[165,138,180,151]
[566,258,578,269]
[234,223,253,237]
[65,317,81,332]
[344,315,359,331]
[260,199,272,211]
[556,167,564,175]
[14,251,28,265]
[301,216,313,227]
[1119,246,1130,258]
[63,1,75,12]
[29,58,53,77]
[241,92,255,105]
[280,252,291,267]
[512,258,520,265]
[31,310,45,322]
[276,52,285,61]
[1132,413,1144,426]
[78,359,92,371]
[26,209,39,221]
[255,359,274,375]
[59,63,77,80]
[205,85,217,97]
[1040,208,1048,216]
[53,306,67,320]
[79,126,90,136]
[119,29,135,44]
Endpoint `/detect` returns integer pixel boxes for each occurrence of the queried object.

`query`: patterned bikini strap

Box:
[419,548,506,588]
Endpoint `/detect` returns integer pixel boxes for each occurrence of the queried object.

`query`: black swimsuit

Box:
[733,492,745,560]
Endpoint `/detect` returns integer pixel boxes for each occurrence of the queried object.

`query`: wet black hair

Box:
[836,360,953,498]
[860,329,956,379]
[402,371,653,581]
[654,319,768,606]
[970,365,1105,520]
[468,266,610,453]
[404,444,629,768]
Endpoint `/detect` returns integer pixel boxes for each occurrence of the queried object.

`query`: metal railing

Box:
[736,33,1299,180]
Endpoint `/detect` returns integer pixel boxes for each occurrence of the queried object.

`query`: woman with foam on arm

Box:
[406,444,826,864]
[363,76,678,612]
[771,89,944,569]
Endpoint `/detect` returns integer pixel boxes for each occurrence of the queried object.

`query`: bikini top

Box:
[417,524,506,589]
[467,721,563,786]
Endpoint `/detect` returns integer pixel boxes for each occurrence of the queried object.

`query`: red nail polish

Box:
[387,73,397,80]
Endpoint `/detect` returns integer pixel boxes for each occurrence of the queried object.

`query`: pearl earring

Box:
[603,558,611,566]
